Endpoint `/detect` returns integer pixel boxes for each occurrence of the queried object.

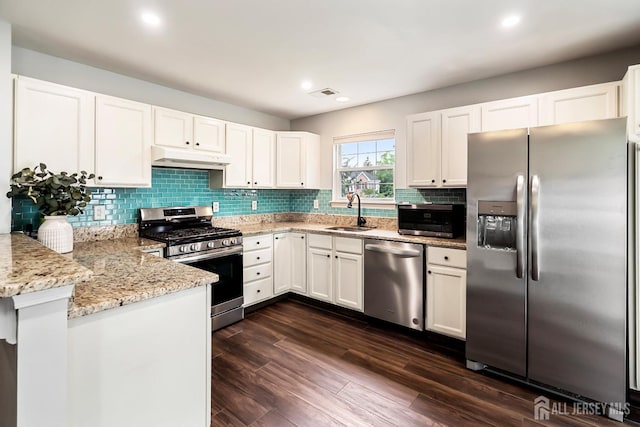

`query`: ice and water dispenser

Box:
[477,201,517,251]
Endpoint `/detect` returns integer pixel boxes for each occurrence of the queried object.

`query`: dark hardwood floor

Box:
[212,300,632,426]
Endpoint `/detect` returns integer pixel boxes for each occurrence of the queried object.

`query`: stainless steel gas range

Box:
[139,206,244,331]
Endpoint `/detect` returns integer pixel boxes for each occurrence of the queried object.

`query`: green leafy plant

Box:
[6,163,95,216]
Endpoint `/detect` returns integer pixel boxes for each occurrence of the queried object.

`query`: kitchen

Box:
[1,1,640,426]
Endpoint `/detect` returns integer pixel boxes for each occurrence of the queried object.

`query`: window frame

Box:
[331,130,396,208]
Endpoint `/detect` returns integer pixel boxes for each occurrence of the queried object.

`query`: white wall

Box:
[0,20,11,233]
[291,45,640,189]
[11,47,290,131]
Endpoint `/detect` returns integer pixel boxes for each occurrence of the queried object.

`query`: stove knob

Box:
[179,246,188,253]
[230,238,238,245]
[222,239,230,246]
[190,244,197,251]
[207,242,215,249]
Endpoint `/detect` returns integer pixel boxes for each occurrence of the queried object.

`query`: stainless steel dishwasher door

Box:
[363,239,424,330]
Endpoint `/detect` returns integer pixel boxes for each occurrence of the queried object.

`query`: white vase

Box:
[38,215,74,253]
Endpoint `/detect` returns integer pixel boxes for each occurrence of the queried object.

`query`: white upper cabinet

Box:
[153,106,225,153]
[440,105,480,188]
[622,65,640,141]
[193,115,225,153]
[251,128,275,188]
[407,112,441,187]
[14,77,94,174]
[407,106,478,188]
[481,96,539,131]
[95,95,152,187]
[225,123,253,188]
[275,132,321,189]
[538,82,619,126]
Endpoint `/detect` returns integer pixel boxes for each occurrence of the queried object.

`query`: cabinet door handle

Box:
[301,236,304,239]
[444,256,449,260]
[185,141,190,145]
[254,182,257,185]
[335,255,338,259]
[195,142,200,146]
[256,272,261,276]
[326,254,330,258]
[97,176,103,180]
[247,181,251,185]
[431,179,435,183]
[442,179,447,183]
[301,182,304,186]
[257,289,261,293]
[256,256,261,260]
[256,241,260,245]
[427,270,432,274]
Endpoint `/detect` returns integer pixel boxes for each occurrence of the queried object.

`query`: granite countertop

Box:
[68,237,218,318]
[237,222,467,250]
[0,233,93,298]
[0,234,218,318]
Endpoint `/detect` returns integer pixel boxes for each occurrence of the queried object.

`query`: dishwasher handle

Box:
[364,243,422,257]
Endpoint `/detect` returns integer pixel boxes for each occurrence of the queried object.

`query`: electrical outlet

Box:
[93,205,106,221]
[313,199,319,209]
[251,200,258,211]
[212,201,220,213]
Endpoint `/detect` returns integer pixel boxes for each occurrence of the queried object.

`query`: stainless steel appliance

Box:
[397,203,465,238]
[139,206,244,331]
[363,239,424,330]
[466,118,628,421]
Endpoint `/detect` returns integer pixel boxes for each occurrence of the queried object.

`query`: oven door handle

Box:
[172,246,242,263]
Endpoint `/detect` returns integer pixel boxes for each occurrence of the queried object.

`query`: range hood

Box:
[151,146,232,170]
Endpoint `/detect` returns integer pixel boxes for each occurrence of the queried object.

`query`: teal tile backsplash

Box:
[10,167,465,231]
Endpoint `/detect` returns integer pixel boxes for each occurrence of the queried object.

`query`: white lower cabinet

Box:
[243,234,273,306]
[307,234,363,311]
[273,232,307,295]
[426,247,467,339]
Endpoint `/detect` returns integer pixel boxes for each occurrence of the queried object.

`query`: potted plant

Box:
[6,163,95,253]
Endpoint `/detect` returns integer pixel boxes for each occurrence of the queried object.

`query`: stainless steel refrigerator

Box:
[466,118,628,419]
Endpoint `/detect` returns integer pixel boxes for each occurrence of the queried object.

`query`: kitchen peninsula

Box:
[0,233,217,427]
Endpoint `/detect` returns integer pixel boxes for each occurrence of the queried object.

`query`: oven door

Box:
[175,247,243,315]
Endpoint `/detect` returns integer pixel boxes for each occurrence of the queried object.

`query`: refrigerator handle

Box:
[516,175,525,278]
[530,175,540,281]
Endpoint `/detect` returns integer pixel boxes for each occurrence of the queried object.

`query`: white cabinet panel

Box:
[406,112,440,187]
[307,233,332,250]
[244,278,274,305]
[428,247,466,269]
[275,132,320,189]
[440,105,480,188]
[481,96,539,131]
[193,115,225,153]
[334,251,363,311]
[14,77,94,174]
[290,233,307,294]
[307,247,333,302]
[153,107,193,149]
[243,247,272,268]
[539,82,619,126]
[95,95,152,187]
[243,234,272,251]
[252,128,275,188]
[623,65,640,141]
[225,123,253,188]
[273,233,292,295]
[426,264,466,339]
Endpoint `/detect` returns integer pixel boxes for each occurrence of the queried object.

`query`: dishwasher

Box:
[363,239,424,330]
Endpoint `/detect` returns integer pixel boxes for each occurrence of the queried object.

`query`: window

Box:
[333,131,395,203]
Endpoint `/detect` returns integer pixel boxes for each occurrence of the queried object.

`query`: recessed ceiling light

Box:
[301,80,313,90]
[141,11,162,27]
[501,15,521,28]
[336,97,350,103]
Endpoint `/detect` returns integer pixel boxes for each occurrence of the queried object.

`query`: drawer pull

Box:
[257,289,261,293]
[427,270,432,274]
[256,241,260,245]
[444,256,449,260]
[257,256,261,260]
[256,272,261,276]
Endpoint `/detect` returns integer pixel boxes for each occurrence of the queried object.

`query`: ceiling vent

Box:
[308,88,339,98]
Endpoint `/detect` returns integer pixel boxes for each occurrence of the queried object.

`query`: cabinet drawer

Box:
[244,277,274,306]
[334,237,362,254]
[243,234,273,251]
[244,263,272,284]
[243,247,272,267]
[307,233,332,249]
[428,247,466,269]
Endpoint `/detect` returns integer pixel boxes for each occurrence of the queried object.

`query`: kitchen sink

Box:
[325,226,374,232]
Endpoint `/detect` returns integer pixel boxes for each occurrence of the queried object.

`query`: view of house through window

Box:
[334,131,395,201]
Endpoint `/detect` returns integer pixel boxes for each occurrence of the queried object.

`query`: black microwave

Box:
[397,203,465,238]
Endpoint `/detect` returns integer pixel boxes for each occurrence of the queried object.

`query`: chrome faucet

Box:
[347,192,367,227]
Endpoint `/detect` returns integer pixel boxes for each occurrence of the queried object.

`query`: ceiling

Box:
[1,0,640,120]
